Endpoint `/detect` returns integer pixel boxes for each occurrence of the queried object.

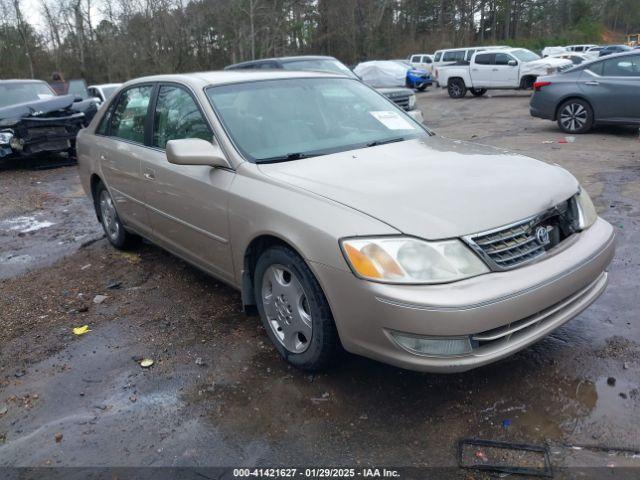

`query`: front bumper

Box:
[313,218,615,372]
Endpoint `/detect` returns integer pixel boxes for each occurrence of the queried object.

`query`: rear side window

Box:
[152,85,212,149]
[423,56,432,64]
[443,50,465,62]
[109,86,153,144]
[465,49,476,61]
[602,55,640,77]
[475,53,494,65]
[410,55,421,63]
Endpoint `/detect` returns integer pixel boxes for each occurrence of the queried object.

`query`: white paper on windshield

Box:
[369,111,415,130]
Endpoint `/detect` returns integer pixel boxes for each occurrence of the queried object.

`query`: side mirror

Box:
[508,60,518,67]
[166,138,231,168]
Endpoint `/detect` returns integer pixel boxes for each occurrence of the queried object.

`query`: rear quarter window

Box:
[475,53,494,65]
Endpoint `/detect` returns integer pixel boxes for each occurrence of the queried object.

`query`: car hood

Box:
[522,57,573,75]
[0,94,77,121]
[258,137,579,239]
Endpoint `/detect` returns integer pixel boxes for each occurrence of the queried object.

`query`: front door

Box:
[140,84,236,281]
[492,53,520,87]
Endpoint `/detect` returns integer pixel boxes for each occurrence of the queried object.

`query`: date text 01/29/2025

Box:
[232,468,401,478]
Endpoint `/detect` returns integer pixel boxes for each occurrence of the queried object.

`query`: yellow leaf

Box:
[73,325,91,336]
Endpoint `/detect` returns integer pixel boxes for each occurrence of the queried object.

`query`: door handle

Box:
[492,68,499,71]
[584,80,599,86]
[143,168,156,181]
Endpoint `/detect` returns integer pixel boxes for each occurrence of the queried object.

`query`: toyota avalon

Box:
[76,71,614,372]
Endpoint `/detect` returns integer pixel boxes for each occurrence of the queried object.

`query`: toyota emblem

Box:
[535,226,550,246]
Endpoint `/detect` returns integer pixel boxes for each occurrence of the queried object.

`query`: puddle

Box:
[0,215,54,233]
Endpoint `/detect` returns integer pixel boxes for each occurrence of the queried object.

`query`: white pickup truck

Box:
[437,48,572,98]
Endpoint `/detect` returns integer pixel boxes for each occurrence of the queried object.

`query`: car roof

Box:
[226,55,337,69]
[121,70,346,90]
[89,83,122,88]
[0,79,48,84]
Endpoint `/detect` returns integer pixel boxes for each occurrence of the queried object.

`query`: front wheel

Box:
[254,245,340,371]
[470,88,487,97]
[448,79,467,98]
[557,99,594,134]
[417,84,427,91]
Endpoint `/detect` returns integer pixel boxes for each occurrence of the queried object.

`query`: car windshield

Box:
[281,59,358,79]
[0,82,56,108]
[101,86,119,99]
[512,49,541,62]
[206,78,427,163]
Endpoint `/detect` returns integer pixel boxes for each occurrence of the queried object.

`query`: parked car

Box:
[438,48,572,98]
[49,78,100,122]
[77,70,614,373]
[0,79,90,161]
[408,53,434,74]
[87,83,122,103]
[599,45,633,57]
[541,46,569,57]
[549,52,590,66]
[354,60,432,91]
[432,45,509,85]
[585,46,605,60]
[530,51,640,133]
[565,44,598,53]
[225,55,422,122]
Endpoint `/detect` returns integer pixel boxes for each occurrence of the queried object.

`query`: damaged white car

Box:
[436,48,572,98]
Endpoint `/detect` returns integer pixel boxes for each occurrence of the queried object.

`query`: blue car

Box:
[394,60,432,90]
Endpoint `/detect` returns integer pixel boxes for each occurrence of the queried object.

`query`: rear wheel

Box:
[470,88,487,97]
[417,84,427,91]
[448,78,467,98]
[557,99,594,134]
[254,245,340,371]
[94,182,140,249]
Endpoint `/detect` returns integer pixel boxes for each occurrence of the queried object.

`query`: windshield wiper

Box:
[366,137,406,148]
[257,152,322,164]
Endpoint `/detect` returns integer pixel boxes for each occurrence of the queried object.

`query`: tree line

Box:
[1,0,639,84]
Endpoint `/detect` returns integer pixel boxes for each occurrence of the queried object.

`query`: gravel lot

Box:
[1,88,638,477]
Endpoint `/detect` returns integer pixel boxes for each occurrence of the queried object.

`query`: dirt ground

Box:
[1,88,639,478]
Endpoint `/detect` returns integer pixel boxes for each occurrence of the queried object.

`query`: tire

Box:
[254,245,340,371]
[557,99,594,134]
[448,78,467,98]
[417,84,427,91]
[470,88,487,97]
[94,181,141,250]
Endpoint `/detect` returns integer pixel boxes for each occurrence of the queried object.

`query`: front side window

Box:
[152,85,212,149]
[495,53,513,65]
[206,78,428,163]
[586,61,604,76]
[109,85,153,143]
[475,53,494,65]
[434,52,442,62]
[602,55,640,77]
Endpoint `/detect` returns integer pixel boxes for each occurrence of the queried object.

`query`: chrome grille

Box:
[464,201,576,271]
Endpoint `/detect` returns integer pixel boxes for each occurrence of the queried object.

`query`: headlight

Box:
[340,237,489,284]
[575,188,597,230]
[408,94,416,109]
[0,131,13,145]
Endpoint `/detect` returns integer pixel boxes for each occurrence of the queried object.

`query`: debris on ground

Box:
[54,432,63,443]
[542,140,555,144]
[80,264,91,270]
[14,370,25,378]
[120,252,141,264]
[93,294,107,304]
[502,419,511,428]
[140,359,154,368]
[72,325,91,336]
[607,377,616,387]
[195,357,205,366]
[459,438,552,477]
[0,405,7,416]
[106,281,122,290]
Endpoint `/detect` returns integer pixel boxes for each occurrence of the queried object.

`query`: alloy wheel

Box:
[559,103,587,132]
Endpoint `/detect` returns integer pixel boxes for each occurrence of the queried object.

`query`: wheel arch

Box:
[554,95,594,121]
[241,233,310,314]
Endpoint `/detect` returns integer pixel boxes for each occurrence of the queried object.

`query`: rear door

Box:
[580,55,640,122]
[140,83,236,280]
[96,84,154,235]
